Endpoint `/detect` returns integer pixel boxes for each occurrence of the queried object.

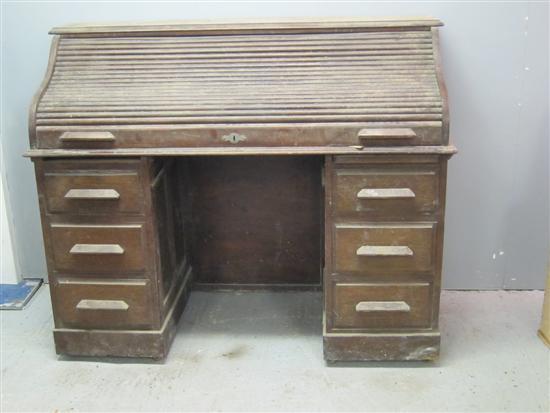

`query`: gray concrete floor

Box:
[1,287,548,412]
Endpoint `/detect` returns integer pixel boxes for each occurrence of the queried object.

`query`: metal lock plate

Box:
[222,133,247,144]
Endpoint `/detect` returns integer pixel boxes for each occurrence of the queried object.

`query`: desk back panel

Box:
[189,156,323,286]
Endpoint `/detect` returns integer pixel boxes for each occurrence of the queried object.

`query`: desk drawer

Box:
[332,282,432,329]
[333,223,436,275]
[53,279,154,329]
[49,223,146,274]
[43,160,143,215]
[333,167,438,219]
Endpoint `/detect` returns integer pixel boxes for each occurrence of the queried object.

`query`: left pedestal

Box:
[33,157,193,359]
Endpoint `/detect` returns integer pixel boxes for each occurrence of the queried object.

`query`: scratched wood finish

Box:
[28,19,454,361]
[49,223,146,273]
[52,279,154,329]
[332,282,432,329]
[29,18,449,149]
[42,159,144,214]
[190,156,323,286]
[324,153,451,360]
[33,157,193,358]
[332,163,439,220]
[333,223,436,274]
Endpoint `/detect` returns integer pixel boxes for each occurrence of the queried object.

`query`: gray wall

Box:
[1,1,548,289]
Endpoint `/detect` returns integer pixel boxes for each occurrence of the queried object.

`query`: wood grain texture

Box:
[333,162,439,220]
[190,156,322,285]
[43,159,144,214]
[29,19,449,149]
[333,223,436,274]
[25,145,458,157]
[324,331,440,361]
[323,154,450,361]
[49,223,146,273]
[332,282,432,329]
[53,278,154,329]
[28,19,454,361]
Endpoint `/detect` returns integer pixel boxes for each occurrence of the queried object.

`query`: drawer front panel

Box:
[44,168,143,215]
[333,167,438,219]
[50,224,146,273]
[333,224,436,274]
[53,279,153,329]
[332,282,432,329]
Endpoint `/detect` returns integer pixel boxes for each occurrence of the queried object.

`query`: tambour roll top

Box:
[29,18,449,150]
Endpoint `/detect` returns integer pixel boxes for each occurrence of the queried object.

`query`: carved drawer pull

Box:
[59,131,115,142]
[356,245,413,257]
[357,128,417,140]
[64,189,120,200]
[357,188,416,199]
[69,244,125,255]
[355,301,411,312]
[76,299,129,311]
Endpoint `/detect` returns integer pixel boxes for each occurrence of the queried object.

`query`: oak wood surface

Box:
[332,163,439,220]
[333,223,436,274]
[332,282,432,329]
[43,159,144,214]
[29,20,448,149]
[28,18,454,361]
[53,278,154,329]
[190,156,323,285]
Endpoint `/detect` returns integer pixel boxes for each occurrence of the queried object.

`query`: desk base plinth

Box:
[323,331,440,362]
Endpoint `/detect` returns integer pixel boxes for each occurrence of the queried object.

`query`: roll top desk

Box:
[27,18,456,361]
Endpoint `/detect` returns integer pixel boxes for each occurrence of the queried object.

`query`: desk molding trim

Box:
[25,145,457,158]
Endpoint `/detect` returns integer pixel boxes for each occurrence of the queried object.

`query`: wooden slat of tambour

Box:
[58,37,433,48]
[58,35,433,44]
[53,64,434,72]
[46,79,435,87]
[39,103,442,112]
[36,120,443,129]
[48,77,435,85]
[39,94,442,101]
[50,71,436,79]
[42,92,440,101]
[39,102,443,112]
[45,83,437,92]
[55,54,433,62]
[56,40,433,50]
[44,86,436,94]
[36,115,443,126]
[40,92,442,100]
[49,70,436,79]
[44,80,437,88]
[55,55,434,63]
[49,77,435,85]
[59,37,433,48]
[56,44,433,56]
[48,72,436,81]
[58,31,433,44]
[37,107,443,119]
[40,97,441,107]
[43,87,439,93]
[53,54,434,62]
[58,42,433,52]
[43,89,440,96]
[52,68,434,77]
[59,35,434,44]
